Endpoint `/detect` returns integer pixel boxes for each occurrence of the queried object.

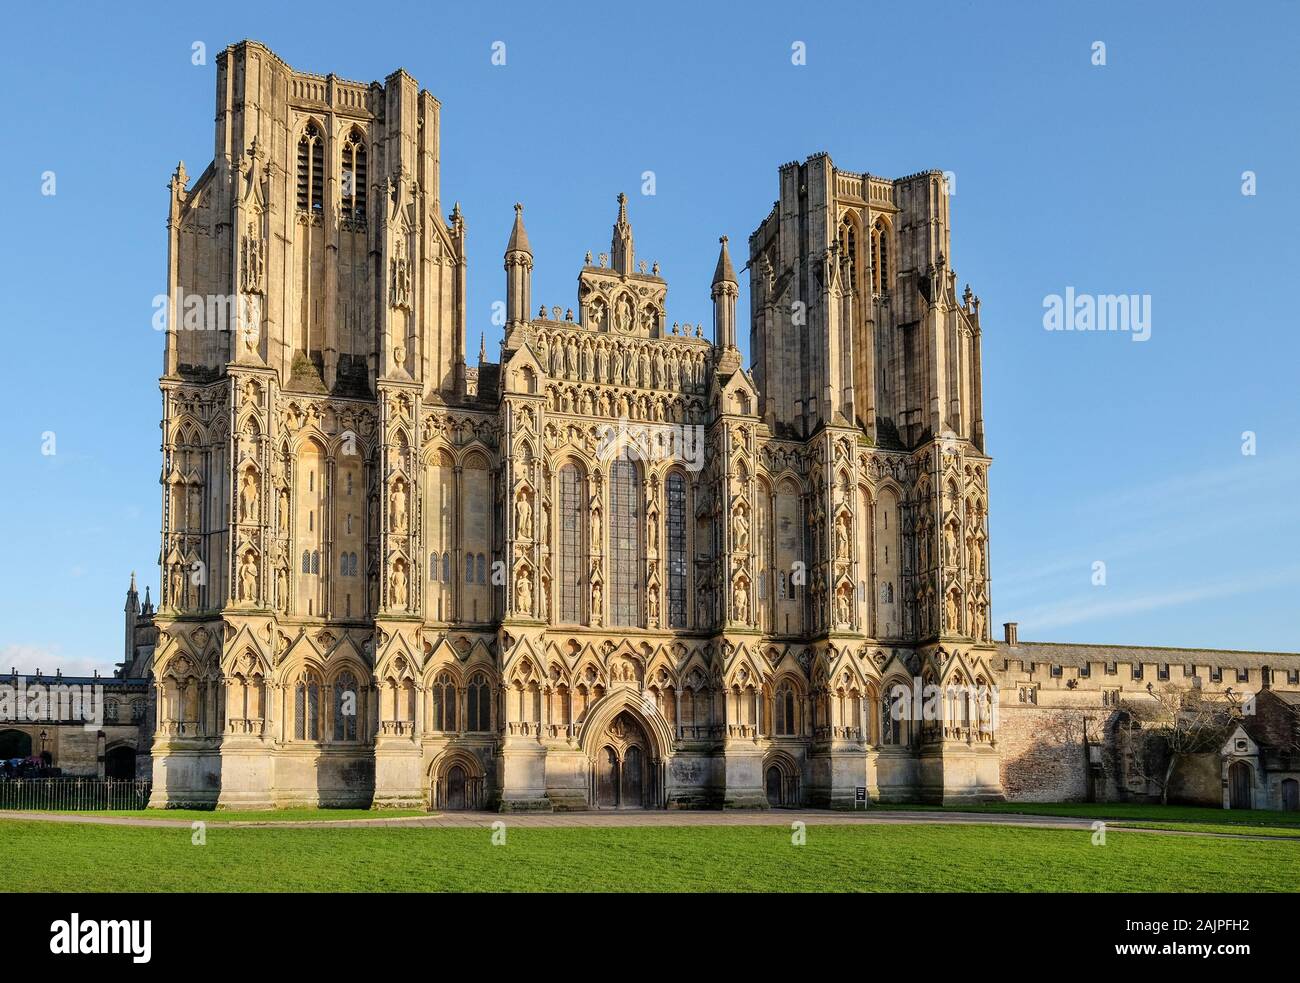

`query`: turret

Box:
[610,192,634,274]
[712,236,741,374]
[504,203,533,333]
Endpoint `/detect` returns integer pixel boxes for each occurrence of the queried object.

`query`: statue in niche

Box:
[277,489,289,531]
[637,348,649,387]
[539,577,549,617]
[277,566,288,613]
[945,591,958,633]
[239,551,258,603]
[647,513,658,552]
[516,492,532,540]
[589,504,602,551]
[516,571,533,616]
[974,604,986,640]
[390,480,407,533]
[732,507,749,552]
[615,295,634,333]
[566,340,578,379]
[835,518,850,560]
[591,581,603,626]
[835,590,850,626]
[390,238,412,309]
[239,470,258,522]
[581,343,593,379]
[390,561,408,608]
[169,564,184,609]
[970,539,983,578]
[653,349,664,388]
[188,485,203,531]
[647,586,660,625]
[945,524,958,564]
[732,581,749,623]
[596,345,609,381]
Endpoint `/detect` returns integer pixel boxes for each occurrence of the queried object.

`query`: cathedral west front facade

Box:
[152,41,1300,814]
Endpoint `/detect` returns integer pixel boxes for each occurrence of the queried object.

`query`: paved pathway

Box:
[1,808,1296,841]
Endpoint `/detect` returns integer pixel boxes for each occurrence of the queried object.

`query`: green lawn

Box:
[2,820,1295,892]
[58,807,426,823]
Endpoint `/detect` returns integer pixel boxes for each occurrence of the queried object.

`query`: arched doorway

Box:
[1229,761,1253,809]
[1281,778,1299,812]
[0,729,32,759]
[431,753,484,811]
[765,766,782,807]
[104,745,136,780]
[591,710,656,809]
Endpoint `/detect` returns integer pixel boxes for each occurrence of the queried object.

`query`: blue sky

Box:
[1,0,1297,675]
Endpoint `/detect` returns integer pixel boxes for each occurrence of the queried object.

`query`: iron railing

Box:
[0,777,152,811]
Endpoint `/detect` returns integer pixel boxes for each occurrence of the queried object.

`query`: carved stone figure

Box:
[835,519,850,560]
[516,493,532,540]
[391,561,408,608]
[732,581,749,623]
[277,566,288,612]
[647,586,660,624]
[239,471,258,522]
[390,480,407,532]
[835,590,850,626]
[277,489,289,530]
[733,507,749,552]
[239,551,258,602]
[945,591,958,632]
[516,571,533,615]
[591,581,603,625]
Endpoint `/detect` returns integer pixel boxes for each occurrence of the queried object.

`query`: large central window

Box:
[609,454,641,626]
[666,472,687,628]
[558,464,583,623]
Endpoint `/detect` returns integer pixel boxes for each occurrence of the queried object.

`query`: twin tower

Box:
[150,40,999,811]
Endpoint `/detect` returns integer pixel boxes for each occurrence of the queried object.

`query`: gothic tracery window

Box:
[432,672,457,732]
[666,471,687,628]
[333,671,358,741]
[296,121,324,213]
[558,464,583,623]
[295,673,321,741]
[467,672,491,732]
[775,682,797,736]
[609,453,641,627]
[341,129,367,226]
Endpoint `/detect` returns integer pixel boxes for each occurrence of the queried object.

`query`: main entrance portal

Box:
[592,710,658,809]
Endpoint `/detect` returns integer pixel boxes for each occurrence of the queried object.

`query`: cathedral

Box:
[146,41,1299,812]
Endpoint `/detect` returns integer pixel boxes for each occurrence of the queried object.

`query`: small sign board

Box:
[854,786,867,808]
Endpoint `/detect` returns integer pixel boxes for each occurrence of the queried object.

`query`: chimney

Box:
[1003,622,1019,645]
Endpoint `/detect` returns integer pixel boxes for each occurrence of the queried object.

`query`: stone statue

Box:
[591,580,603,624]
[516,571,533,615]
[391,561,408,608]
[647,586,660,624]
[277,489,289,530]
[589,505,602,551]
[836,590,850,626]
[169,564,184,608]
[835,519,850,560]
[239,552,258,602]
[733,508,749,552]
[516,493,532,540]
[277,566,288,613]
[647,514,658,552]
[732,581,748,623]
[239,471,258,522]
[945,591,958,632]
[390,481,407,532]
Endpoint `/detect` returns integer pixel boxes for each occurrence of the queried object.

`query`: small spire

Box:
[479,332,487,364]
[611,192,634,274]
[506,202,531,255]
[712,235,737,287]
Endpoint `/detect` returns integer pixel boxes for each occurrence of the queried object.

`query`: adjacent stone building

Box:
[142,40,1299,811]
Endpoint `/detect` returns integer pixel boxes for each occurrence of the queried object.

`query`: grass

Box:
[54,808,427,823]
[2,819,1296,892]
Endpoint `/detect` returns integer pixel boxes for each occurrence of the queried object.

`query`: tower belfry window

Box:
[341,130,367,228]
[297,122,324,213]
[838,218,858,293]
[871,219,888,294]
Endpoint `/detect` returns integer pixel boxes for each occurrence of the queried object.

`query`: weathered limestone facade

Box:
[145,41,1298,812]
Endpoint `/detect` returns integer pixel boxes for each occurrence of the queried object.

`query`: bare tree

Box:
[1122,683,1242,805]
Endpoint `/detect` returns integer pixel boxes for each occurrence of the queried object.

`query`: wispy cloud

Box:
[0,643,118,678]
[1014,566,1300,633]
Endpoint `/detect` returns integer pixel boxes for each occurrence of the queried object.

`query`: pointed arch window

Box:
[341,129,367,228]
[870,219,889,295]
[666,471,687,628]
[467,672,492,732]
[838,217,858,292]
[609,453,641,627]
[333,671,359,741]
[775,682,797,736]
[432,672,457,732]
[302,550,310,574]
[296,122,324,213]
[558,464,583,623]
[442,553,452,585]
[295,673,321,740]
[430,551,440,581]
